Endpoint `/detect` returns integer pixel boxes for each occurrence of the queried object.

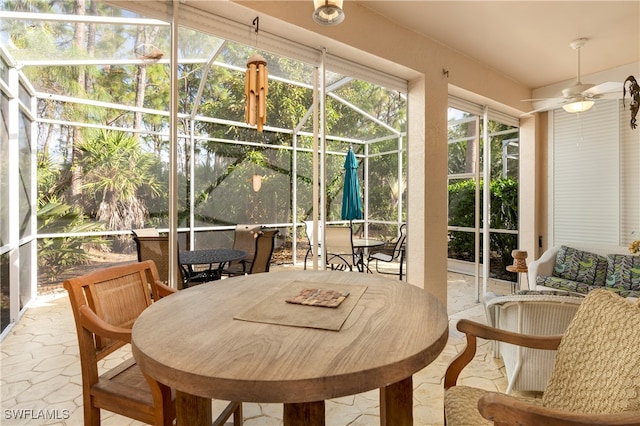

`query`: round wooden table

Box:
[132,270,448,425]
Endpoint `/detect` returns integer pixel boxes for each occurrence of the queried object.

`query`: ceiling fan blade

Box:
[521,97,563,102]
[596,92,625,100]
[584,81,623,96]
[523,98,566,115]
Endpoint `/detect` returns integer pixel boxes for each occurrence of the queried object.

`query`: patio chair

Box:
[65,261,243,426]
[226,224,262,273]
[483,291,583,393]
[303,220,323,270]
[444,289,640,425]
[132,227,160,237]
[324,225,357,271]
[366,223,407,279]
[63,261,177,426]
[132,233,207,289]
[224,229,279,276]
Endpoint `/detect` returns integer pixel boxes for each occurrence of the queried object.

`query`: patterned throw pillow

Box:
[606,254,640,292]
[552,246,608,286]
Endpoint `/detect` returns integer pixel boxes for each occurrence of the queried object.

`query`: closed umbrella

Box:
[341,148,363,221]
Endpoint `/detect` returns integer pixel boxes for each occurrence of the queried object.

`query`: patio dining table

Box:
[352,238,385,272]
[179,248,247,284]
[132,270,448,425]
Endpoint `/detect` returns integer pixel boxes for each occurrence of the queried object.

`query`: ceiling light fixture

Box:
[562,100,594,113]
[313,0,345,26]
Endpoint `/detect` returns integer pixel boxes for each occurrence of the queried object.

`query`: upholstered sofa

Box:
[528,244,640,299]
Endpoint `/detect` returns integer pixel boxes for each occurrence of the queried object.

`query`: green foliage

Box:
[79,130,162,232]
[37,200,108,281]
[9,1,408,263]
[448,178,519,277]
[80,130,161,201]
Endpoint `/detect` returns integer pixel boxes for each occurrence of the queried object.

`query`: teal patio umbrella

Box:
[341,148,363,221]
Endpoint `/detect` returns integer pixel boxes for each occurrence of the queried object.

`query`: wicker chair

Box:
[64,261,176,426]
[324,225,357,271]
[484,291,583,393]
[444,289,640,425]
[223,229,279,276]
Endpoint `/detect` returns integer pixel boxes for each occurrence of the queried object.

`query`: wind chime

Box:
[245,18,268,132]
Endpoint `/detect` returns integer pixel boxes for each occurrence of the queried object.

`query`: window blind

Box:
[550,100,620,245]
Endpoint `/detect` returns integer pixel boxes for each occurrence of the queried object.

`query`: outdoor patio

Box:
[1,269,515,426]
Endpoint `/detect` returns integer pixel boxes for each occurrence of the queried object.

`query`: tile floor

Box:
[1,270,513,425]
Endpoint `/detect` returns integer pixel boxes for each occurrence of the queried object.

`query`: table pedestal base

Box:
[176,392,242,426]
[284,401,325,425]
[177,391,211,425]
[381,377,413,426]
[175,377,414,426]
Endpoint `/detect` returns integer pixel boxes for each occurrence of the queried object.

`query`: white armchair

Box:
[484,292,584,393]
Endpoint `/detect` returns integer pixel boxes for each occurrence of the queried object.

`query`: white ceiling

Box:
[356,1,639,90]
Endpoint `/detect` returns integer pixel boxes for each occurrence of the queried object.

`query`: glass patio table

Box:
[352,238,385,272]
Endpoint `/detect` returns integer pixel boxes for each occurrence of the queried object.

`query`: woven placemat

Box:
[285,288,350,308]
[234,281,367,331]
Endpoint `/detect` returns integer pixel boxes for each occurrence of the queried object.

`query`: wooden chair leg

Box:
[233,402,243,426]
[213,402,242,426]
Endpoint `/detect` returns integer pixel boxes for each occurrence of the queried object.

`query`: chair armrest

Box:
[444,319,562,389]
[153,280,177,299]
[79,305,132,343]
[528,245,561,288]
[479,393,640,426]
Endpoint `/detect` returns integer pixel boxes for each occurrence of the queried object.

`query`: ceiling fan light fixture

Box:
[563,100,594,113]
[313,0,345,26]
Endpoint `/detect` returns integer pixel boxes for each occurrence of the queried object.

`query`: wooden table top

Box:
[132,270,448,404]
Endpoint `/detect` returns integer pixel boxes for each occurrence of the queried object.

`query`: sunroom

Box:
[1,0,639,339]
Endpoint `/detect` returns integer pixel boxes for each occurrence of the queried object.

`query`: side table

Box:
[506,249,529,293]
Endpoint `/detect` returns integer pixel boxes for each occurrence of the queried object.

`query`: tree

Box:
[79,130,162,234]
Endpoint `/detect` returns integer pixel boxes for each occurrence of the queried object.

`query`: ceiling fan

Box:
[524,38,623,114]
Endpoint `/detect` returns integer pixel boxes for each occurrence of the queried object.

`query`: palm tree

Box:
[80,129,162,232]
